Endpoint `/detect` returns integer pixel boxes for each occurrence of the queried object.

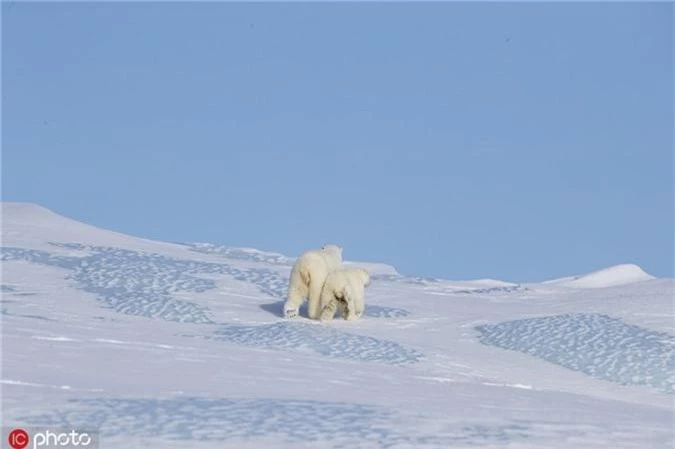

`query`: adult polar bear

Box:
[284,244,343,319]
[319,268,370,321]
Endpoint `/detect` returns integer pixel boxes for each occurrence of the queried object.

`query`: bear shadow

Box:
[259,301,308,318]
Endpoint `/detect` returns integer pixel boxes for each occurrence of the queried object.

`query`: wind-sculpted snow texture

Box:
[475,313,675,394]
[0,244,410,322]
[372,274,438,285]
[455,285,528,295]
[363,304,411,318]
[0,243,305,322]
[227,265,289,299]
[1,245,217,323]
[184,242,293,266]
[185,322,424,365]
[18,397,568,448]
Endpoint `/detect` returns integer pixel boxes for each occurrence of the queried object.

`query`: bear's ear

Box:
[324,244,342,255]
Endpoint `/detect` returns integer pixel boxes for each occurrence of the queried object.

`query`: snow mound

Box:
[545,264,655,288]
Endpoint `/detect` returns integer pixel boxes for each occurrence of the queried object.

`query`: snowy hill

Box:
[1,203,673,449]
[541,263,655,288]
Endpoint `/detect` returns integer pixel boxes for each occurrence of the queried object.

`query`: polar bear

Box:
[318,267,370,321]
[283,244,343,319]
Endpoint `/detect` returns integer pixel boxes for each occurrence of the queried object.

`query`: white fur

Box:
[283,244,343,319]
[318,268,370,321]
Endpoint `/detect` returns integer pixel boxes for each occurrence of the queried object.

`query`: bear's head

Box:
[355,267,371,287]
[321,244,343,259]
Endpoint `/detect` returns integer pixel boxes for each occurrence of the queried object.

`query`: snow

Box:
[542,263,655,288]
[1,202,673,449]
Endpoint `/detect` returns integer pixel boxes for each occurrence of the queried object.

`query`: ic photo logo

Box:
[6,427,98,449]
[8,429,29,449]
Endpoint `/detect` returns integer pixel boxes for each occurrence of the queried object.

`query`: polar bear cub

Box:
[319,267,371,321]
[284,244,343,319]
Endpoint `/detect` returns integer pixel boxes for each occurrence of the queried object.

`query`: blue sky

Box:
[2,2,673,282]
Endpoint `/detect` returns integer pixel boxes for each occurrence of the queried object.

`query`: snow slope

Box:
[1,203,673,448]
[542,263,655,288]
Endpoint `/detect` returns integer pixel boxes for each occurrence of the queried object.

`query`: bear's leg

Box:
[333,291,353,320]
[284,269,308,319]
[306,277,325,320]
[351,286,365,320]
[352,299,364,320]
[344,302,359,321]
[337,299,349,319]
[339,288,358,321]
[283,296,302,318]
[319,297,339,321]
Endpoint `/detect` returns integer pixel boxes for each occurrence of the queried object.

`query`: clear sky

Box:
[2,2,673,282]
